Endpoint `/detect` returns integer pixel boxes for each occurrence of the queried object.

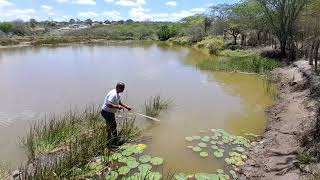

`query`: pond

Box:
[0,42,273,174]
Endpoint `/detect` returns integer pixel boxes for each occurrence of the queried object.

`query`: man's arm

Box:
[119,101,131,111]
[107,102,122,109]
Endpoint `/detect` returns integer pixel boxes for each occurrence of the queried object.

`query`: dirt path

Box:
[240,61,319,180]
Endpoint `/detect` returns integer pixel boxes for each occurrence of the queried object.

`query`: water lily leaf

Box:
[225,158,232,165]
[241,154,247,159]
[235,160,245,167]
[217,149,225,153]
[235,147,246,153]
[192,146,202,152]
[127,160,139,169]
[185,137,193,142]
[211,136,219,140]
[122,150,134,157]
[217,141,224,145]
[138,164,152,173]
[111,153,122,161]
[213,151,224,158]
[210,141,217,145]
[229,170,238,179]
[139,155,152,163]
[187,146,193,149]
[195,173,219,180]
[192,136,201,140]
[150,157,164,166]
[198,143,207,148]
[174,173,188,180]
[106,171,118,180]
[147,172,162,180]
[216,169,224,174]
[211,145,218,150]
[200,152,209,157]
[201,136,210,142]
[118,166,130,175]
[218,174,230,180]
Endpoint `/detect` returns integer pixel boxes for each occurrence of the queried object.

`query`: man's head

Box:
[116,82,125,93]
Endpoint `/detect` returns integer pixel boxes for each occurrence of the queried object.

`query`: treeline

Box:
[157,0,320,63]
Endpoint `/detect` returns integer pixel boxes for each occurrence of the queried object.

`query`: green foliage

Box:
[144,95,171,117]
[0,162,9,179]
[157,25,177,41]
[196,36,225,55]
[0,22,14,33]
[219,49,256,57]
[297,151,312,164]
[168,36,192,46]
[198,55,280,74]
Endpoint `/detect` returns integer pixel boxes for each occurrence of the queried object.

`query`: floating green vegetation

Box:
[184,128,258,179]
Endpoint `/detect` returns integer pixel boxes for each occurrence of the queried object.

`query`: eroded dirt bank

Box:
[241,60,320,180]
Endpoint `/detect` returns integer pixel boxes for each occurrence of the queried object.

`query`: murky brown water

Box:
[0,42,273,173]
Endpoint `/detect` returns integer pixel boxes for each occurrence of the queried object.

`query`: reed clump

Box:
[143,95,171,117]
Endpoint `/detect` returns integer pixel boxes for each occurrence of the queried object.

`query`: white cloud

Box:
[78,11,98,18]
[41,5,53,11]
[115,0,146,7]
[78,10,122,20]
[101,10,122,20]
[129,7,206,22]
[0,0,13,8]
[165,1,177,7]
[56,0,96,5]
[104,0,114,2]
[0,8,37,21]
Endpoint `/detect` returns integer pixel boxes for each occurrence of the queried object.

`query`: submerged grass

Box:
[198,55,280,75]
[143,95,171,117]
[0,162,9,179]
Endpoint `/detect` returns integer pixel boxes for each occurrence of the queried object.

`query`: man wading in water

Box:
[101,82,131,146]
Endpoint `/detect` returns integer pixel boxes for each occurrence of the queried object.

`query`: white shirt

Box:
[102,89,121,113]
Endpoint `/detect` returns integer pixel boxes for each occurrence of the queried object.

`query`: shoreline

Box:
[241,60,320,179]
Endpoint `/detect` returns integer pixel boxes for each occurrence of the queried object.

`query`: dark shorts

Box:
[101,110,115,122]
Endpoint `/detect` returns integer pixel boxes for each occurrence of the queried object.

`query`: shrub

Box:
[157,25,177,41]
[196,36,225,55]
[0,22,14,33]
[184,26,205,43]
[168,36,192,46]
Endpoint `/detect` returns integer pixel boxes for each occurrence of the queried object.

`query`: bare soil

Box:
[241,60,320,180]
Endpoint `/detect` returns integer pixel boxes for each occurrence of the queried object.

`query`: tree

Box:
[85,19,93,26]
[125,19,134,24]
[256,0,309,59]
[0,22,14,33]
[69,19,76,24]
[30,18,37,29]
[157,25,177,41]
[104,20,111,24]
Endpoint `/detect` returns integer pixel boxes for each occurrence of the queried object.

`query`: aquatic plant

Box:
[143,95,171,117]
[0,162,9,180]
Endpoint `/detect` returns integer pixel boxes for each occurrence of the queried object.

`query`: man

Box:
[101,82,131,146]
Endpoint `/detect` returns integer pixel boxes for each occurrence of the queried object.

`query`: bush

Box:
[168,36,192,46]
[0,22,14,33]
[184,26,205,43]
[157,25,177,41]
[196,36,225,55]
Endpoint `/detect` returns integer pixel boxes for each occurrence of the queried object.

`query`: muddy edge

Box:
[240,60,320,180]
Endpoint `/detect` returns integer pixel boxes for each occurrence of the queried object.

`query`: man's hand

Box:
[126,107,132,111]
[117,105,123,110]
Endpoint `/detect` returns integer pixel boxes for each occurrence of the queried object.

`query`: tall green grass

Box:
[143,95,171,117]
[198,55,280,75]
[20,106,140,179]
[0,162,9,179]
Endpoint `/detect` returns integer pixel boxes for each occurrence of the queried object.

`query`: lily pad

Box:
[213,151,224,158]
[122,150,134,157]
[200,152,209,157]
[201,136,210,142]
[187,146,193,149]
[192,146,202,152]
[216,169,224,174]
[211,145,218,150]
[111,152,122,161]
[139,155,152,163]
[229,170,238,179]
[174,173,188,180]
[198,142,207,148]
[235,147,246,153]
[185,137,193,141]
[106,171,118,180]
[138,164,152,173]
[150,157,164,166]
[192,136,201,140]
[195,173,219,180]
[148,172,162,180]
[118,166,130,175]
[210,141,217,145]
[127,160,139,169]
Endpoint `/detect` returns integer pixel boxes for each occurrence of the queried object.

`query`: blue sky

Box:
[0,0,239,22]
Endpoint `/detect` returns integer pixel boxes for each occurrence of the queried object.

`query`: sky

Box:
[0,0,239,22]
